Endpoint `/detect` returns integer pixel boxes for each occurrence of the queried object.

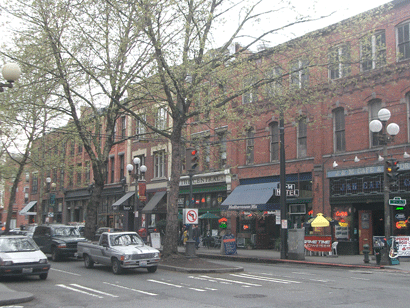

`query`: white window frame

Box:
[361,31,386,71]
[329,44,351,79]
[290,59,309,88]
[154,151,165,178]
[397,21,410,61]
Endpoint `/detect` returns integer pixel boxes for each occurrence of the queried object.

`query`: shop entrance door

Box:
[358,210,372,254]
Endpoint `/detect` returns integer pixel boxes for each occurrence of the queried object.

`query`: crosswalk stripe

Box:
[199,275,261,287]
[103,282,158,296]
[56,284,103,299]
[147,279,206,292]
[70,284,119,297]
[231,273,301,284]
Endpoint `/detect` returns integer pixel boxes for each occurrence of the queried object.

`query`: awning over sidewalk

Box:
[221,182,279,211]
[112,192,135,207]
[19,201,37,216]
[142,191,166,214]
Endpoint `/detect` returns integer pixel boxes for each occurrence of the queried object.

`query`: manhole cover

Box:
[234,294,267,299]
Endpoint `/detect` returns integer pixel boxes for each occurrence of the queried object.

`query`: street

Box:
[1,258,410,308]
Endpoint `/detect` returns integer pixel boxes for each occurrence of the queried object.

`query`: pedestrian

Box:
[193,225,200,249]
[183,229,188,246]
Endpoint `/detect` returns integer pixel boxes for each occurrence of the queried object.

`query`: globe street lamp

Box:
[0,63,21,92]
[126,157,147,232]
[369,108,399,263]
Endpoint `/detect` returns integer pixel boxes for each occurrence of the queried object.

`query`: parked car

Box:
[77,232,160,274]
[25,224,38,238]
[32,224,87,261]
[94,227,122,241]
[0,235,50,280]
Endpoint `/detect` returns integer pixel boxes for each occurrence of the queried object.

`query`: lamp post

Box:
[126,157,147,232]
[369,108,399,263]
[45,177,56,223]
[0,63,21,92]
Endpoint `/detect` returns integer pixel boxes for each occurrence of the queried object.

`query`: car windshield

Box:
[110,234,144,246]
[53,227,81,237]
[0,237,39,252]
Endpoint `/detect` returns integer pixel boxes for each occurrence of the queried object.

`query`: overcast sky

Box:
[213,0,392,49]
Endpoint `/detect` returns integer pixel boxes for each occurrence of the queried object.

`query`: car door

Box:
[33,227,47,252]
[96,234,110,264]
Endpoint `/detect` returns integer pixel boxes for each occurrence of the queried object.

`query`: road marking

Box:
[309,279,329,283]
[70,284,119,298]
[103,282,157,296]
[147,279,206,292]
[56,284,103,299]
[231,273,301,284]
[351,277,370,281]
[50,268,81,276]
[199,275,261,287]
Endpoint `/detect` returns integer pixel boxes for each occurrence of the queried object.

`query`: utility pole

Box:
[279,112,287,259]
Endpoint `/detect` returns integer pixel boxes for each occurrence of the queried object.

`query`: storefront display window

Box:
[333,206,352,240]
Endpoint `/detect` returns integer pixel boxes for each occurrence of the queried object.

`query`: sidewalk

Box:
[181,246,410,272]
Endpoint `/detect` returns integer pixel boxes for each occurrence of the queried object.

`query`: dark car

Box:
[94,227,122,242]
[32,224,87,261]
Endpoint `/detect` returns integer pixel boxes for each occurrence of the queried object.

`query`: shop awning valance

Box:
[221,182,279,210]
[20,201,37,216]
[112,192,134,207]
[142,191,166,214]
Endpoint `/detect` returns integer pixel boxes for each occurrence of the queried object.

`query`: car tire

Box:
[84,254,94,269]
[51,247,60,262]
[112,258,122,275]
[39,273,48,280]
[147,266,157,273]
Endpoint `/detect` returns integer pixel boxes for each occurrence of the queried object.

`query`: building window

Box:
[246,128,255,165]
[290,59,309,88]
[243,76,256,104]
[60,169,64,188]
[77,163,82,185]
[397,22,410,61]
[265,67,282,97]
[369,99,382,147]
[110,157,115,183]
[155,107,167,131]
[119,155,124,181]
[298,117,307,158]
[121,116,126,139]
[203,138,211,170]
[329,44,351,79]
[269,122,279,161]
[25,172,30,183]
[333,108,346,152]
[32,173,38,194]
[78,144,83,155]
[154,151,165,178]
[70,142,75,156]
[135,114,146,140]
[69,166,74,187]
[217,132,227,169]
[361,31,386,71]
[134,155,146,180]
[85,161,90,183]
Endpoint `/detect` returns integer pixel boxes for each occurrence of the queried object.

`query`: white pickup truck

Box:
[77,231,160,274]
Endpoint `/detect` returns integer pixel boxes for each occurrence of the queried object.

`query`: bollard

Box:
[363,244,370,264]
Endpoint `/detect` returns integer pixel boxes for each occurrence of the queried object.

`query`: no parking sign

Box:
[183,209,198,225]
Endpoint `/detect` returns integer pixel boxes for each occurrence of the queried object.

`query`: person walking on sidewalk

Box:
[193,225,200,249]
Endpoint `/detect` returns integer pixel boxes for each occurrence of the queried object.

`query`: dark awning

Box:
[112,192,135,207]
[20,201,37,216]
[142,191,166,214]
[221,182,279,211]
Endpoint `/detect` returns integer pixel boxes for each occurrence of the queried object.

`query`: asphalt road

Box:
[1,258,410,308]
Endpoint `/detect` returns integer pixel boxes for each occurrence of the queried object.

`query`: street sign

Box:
[183,208,198,224]
[389,197,407,206]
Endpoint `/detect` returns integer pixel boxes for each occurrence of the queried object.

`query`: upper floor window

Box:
[265,67,282,97]
[134,155,146,180]
[32,173,38,194]
[361,31,386,71]
[110,157,115,183]
[329,44,351,79]
[154,151,165,178]
[77,163,82,185]
[290,59,309,88]
[135,114,147,140]
[119,155,124,181]
[217,131,227,169]
[246,128,255,165]
[155,107,167,131]
[85,161,91,183]
[243,76,256,104]
[269,122,279,161]
[78,143,83,155]
[397,22,410,61]
[121,116,126,139]
[333,108,346,152]
[369,99,382,147]
[298,117,307,158]
[70,142,75,156]
[203,138,211,170]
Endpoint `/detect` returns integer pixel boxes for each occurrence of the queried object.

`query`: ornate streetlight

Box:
[126,157,147,232]
[369,108,399,264]
[0,63,21,92]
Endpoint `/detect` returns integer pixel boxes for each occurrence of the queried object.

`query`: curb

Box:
[158,264,244,273]
[0,290,34,306]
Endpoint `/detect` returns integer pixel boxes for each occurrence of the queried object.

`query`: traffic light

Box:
[386,159,399,185]
[186,147,199,171]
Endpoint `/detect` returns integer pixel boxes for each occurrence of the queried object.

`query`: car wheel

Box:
[147,266,157,273]
[84,254,94,269]
[112,258,122,275]
[51,247,60,262]
[39,273,48,280]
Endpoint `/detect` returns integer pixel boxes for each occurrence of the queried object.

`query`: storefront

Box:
[328,163,410,255]
[178,171,230,236]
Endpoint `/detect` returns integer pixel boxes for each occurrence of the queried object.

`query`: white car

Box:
[0,235,50,280]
